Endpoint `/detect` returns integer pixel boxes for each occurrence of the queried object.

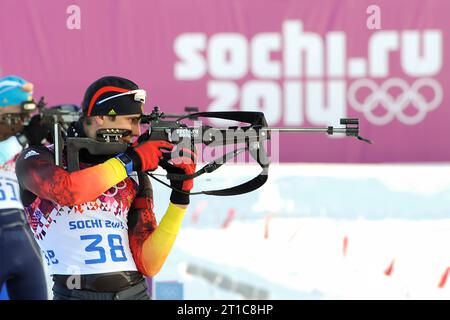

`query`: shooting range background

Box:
[1,0,450,299]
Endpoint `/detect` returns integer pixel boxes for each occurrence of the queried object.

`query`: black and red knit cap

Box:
[82,76,144,116]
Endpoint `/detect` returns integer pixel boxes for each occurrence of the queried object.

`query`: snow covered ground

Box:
[152,163,450,300]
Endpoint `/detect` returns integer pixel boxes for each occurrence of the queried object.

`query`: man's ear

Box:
[94,115,105,125]
[22,83,33,93]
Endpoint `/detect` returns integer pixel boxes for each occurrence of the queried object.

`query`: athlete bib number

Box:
[43,250,59,266]
[0,177,23,211]
[81,233,128,265]
[0,181,19,201]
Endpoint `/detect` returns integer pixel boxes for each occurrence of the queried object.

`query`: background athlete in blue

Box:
[0,76,48,299]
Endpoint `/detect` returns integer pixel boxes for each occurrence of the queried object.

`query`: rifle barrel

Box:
[262,127,349,133]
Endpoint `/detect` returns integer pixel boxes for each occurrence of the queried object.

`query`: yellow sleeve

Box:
[140,203,186,276]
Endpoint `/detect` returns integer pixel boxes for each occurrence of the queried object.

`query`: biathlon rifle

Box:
[0,96,81,141]
[65,106,371,196]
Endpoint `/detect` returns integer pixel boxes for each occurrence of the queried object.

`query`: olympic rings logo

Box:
[347,78,443,125]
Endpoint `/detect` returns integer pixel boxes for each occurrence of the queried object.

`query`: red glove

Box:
[164,147,197,205]
[126,140,174,172]
[170,147,197,191]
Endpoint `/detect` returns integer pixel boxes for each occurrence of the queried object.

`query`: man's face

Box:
[0,104,23,116]
[0,104,28,139]
[97,114,142,143]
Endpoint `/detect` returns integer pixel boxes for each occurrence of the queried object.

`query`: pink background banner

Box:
[0,0,448,162]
